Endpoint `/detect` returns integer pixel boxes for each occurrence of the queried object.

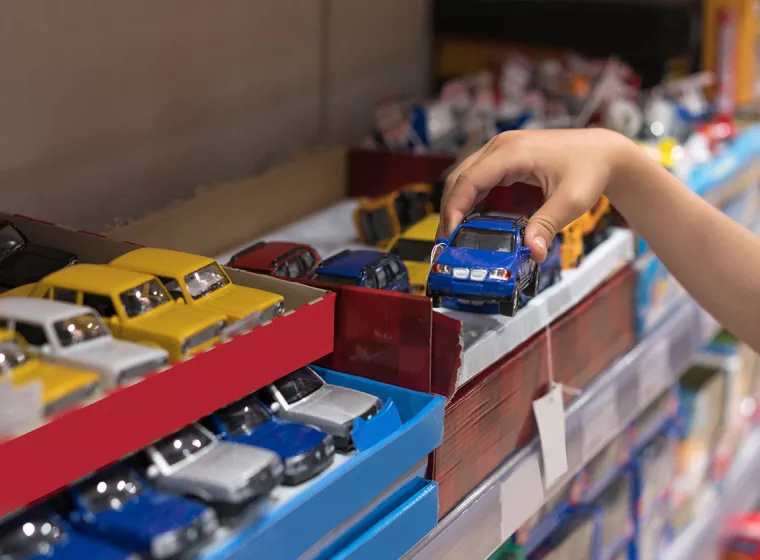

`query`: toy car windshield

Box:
[0,518,64,558]
[155,426,214,466]
[80,470,143,514]
[451,228,516,252]
[119,280,170,318]
[359,210,396,245]
[54,313,109,348]
[0,340,31,373]
[273,368,325,405]
[184,263,229,300]
[0,224,25,257]
[218,397,271,436]
[390,239,436,262]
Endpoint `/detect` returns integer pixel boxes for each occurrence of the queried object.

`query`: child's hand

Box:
[438,128,632,261]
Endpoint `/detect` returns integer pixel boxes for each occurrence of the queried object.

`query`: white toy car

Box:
[0,297,169,388]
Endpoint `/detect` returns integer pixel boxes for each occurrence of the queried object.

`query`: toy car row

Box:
[0,366,390,559]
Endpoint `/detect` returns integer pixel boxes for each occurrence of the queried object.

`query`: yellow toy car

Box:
[108,248,284,336]
[355,183,435,247]
[0,329,99,416]
[386,213,440,295]
[3,264,228,362]
[637,138,679,171]
[558,195,612,269]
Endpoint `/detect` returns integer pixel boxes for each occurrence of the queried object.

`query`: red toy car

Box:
[227,241,321,280]
[699,113,737,153]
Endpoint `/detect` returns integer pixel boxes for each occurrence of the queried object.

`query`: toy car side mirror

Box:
[39,343,52,355]
[435,238,448,246]
[146,465,159,479]
[269,401,282,414]
[519,246,531,255]
[175,297,186,305]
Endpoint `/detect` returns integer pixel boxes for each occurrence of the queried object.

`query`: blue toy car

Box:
[0,508,136,560]
[211,394,335,485]
[427,213,540,317]
[308,249,410,292]
[68,466,219,559]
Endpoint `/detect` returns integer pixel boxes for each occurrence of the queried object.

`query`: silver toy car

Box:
[0,297,169,388]
[144,423,284,504]
[261,366,383,451]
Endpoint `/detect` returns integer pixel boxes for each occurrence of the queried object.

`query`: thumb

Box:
[525,185,587,262]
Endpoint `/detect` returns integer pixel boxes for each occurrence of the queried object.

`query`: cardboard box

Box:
[0,213,335,516]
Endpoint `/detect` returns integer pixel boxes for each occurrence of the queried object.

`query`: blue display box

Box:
[195,369,446,560]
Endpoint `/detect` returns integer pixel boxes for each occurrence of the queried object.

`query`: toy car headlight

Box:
[431,263,451,275]
[489,268,512,280]
[151,529,182,558]
[200,508,220,534]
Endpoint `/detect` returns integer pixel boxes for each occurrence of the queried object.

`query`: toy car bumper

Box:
[222,301,285,338]
[427,275,516,301]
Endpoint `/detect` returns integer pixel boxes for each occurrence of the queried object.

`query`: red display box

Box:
[431,266,636,517]
[0,214,335,517]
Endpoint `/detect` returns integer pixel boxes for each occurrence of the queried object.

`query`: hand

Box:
[437,128,632,261]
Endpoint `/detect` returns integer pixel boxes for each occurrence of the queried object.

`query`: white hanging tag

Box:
[532,383,568,489]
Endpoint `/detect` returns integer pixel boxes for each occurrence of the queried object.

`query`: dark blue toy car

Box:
[427,213,540,317]
[68,466,219,559]
[211,395,335,485]
[0,508,135,560]
[307,249,410,292]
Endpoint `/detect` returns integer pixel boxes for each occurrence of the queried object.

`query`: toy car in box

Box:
[354,183,435,247]
[226,241,321,280]
[386,213,439,295]
[308,250,410,293]
[427,213,540,316]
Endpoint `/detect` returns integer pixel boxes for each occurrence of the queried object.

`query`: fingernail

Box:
[534,236,547,252]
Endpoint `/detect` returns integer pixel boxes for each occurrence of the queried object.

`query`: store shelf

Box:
[405,295,719,560]
[660,428,760,560]
[440,228,635,387]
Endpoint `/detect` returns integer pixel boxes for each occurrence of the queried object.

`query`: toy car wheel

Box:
[500,292,519,317]
[430,294,444,308]
[526,266,541,298]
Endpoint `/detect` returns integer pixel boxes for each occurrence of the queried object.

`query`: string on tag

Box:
[430,243,446,266]
[541,300,581,397]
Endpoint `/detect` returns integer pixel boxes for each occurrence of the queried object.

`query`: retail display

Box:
[308,249,411,292]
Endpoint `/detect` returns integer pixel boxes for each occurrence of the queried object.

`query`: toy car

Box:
[307,250,410,292]
[0,220,77,292]
[109,248,285,336]
[0,328,99,416]
[0,508,136,560]
[68,466,219,559]
[144,423,284,505]
[258,366,383,451]
[427,213,540,317]
[0,298,168,389]
[386,213,440,295]
[354,183,435,247]
[210,395,335,485]
[2,264,228,362]
[227,241,321,280]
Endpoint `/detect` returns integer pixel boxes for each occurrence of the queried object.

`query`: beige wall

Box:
[0,0,429,230]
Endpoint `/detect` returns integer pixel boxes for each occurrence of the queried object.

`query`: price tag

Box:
[499,454,544,542]
[532,384,568,489]
[638,339,671,405]
[581,386,619,462]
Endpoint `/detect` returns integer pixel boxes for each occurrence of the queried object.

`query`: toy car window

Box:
[0,319,6,329]
[120,280,170,318]
[452,228,516,253]
[286,259,301,278]
[14,322,47,346]
[155,425,213,466]
[275,264,289,278]
[52,288,77,304]
[80,470,143,514]
[184,263,230,300]
[301,251,316,269]
[375,267,388,288]
[364,273,378,289]
[273,367,325,405]
[217,397,271,436]
[83,293,117,318]
[390,239,435,262]
[313,273,359,286]
[0,518,64,559]
[387,259,401,276]
[158,276,183,301]
[0,341,31,372]
[0,224,24,257]
[54,313,108,347]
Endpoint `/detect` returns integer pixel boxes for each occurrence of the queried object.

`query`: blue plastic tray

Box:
[194,368,445,560]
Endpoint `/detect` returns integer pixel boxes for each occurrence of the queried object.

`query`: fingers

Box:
[439,135,533,238]
[525,179,589,262]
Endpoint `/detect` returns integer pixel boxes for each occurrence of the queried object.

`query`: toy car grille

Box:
[185,321,226,351]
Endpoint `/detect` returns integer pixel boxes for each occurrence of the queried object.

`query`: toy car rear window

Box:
[359,209,395,245]
[0,224,24,256]
[155,426,213,466]
[390,239,435,262]
[218,397,271,436]
[312,273,360,286]
[452,228,516,253]
[273,367,324,405]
